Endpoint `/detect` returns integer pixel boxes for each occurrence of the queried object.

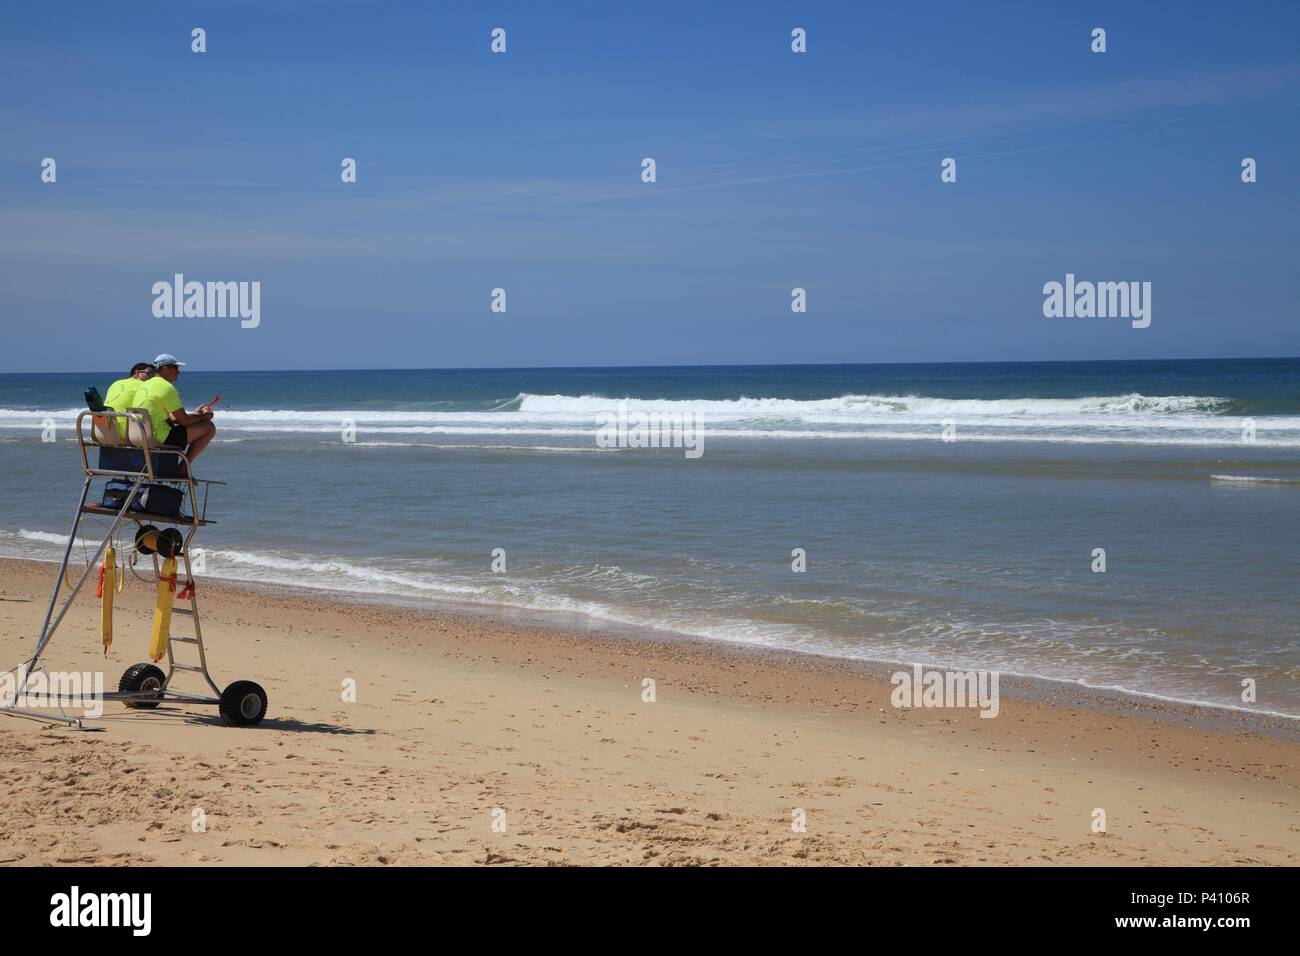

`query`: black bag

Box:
[131,483,185,517]
[101,479,137,510]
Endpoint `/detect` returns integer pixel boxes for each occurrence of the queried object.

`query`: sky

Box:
[1,0,1298,372]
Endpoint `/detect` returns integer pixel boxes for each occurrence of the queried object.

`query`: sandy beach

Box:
[2,554,1300,868]
[0,555,1296,867]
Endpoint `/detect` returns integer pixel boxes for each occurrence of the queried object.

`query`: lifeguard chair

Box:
[0,409,267,729]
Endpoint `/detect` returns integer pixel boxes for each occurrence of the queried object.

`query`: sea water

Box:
[1,359,1296,716]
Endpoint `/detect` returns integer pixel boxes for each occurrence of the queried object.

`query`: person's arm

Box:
[160,384,210,426]
[170,406,213,425]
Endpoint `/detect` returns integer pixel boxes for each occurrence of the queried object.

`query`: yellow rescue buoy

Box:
[149,557,177,662]
[100,544,116,656]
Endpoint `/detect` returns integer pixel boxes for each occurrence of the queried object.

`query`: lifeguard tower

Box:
[0,408,267,729]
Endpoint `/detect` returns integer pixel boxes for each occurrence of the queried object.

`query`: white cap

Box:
[153,353,186,367]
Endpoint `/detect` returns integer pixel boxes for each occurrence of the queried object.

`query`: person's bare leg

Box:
[185,421,215,463]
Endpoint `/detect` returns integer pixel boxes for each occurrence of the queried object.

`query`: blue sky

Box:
[1,0,1298,371]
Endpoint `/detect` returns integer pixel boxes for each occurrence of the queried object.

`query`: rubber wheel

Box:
[219,680,268,727]
[134,525,159,556]
[156,528,183,559]
[119,663,166,709]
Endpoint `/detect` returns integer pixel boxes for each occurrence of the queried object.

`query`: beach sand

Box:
[0,555,1296,866]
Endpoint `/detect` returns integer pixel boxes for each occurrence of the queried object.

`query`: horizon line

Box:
[3,355,1299,377]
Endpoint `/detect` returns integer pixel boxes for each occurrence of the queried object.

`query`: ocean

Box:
[1,358,1297,716]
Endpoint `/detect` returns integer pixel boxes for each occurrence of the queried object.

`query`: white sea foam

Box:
[1210,474,1300,484]
[17,529,74,545]
[512,391,1228,417]
[17,529,106,551]
[2,393,1297,447]
[334,441,620,453]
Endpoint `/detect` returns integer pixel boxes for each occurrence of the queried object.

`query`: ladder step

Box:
[171,663,203,672]
[173,607,194,616]
[171,637,199,645]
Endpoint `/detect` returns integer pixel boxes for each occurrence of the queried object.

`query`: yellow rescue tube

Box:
[100,544,115,655]
[150,557,177,662]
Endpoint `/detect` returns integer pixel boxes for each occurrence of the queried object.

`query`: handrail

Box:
[75,409,202,479]
[74,411,220,528]
[76,409,159,479]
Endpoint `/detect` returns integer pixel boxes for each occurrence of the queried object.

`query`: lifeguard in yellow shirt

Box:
[137,353,216,474]
[102,362,155,440]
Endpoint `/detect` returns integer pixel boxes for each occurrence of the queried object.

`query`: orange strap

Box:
[160,573,177,593]
[176,580,195,601]
[96,564,106,598]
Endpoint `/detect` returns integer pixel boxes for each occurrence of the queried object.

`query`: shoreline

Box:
[3,552,1296,739]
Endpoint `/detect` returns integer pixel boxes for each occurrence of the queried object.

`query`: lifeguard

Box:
[137,353,216,472]
[102,362,154,440]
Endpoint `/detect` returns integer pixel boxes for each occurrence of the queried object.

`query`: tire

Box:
[156,528,183,559]
[219,680,268,727]
[134,525,159,556]
[119,663,166,709]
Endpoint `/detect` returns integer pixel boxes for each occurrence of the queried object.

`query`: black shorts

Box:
[163,424,188,447]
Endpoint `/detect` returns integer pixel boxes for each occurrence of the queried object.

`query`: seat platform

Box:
[80,504,213,527]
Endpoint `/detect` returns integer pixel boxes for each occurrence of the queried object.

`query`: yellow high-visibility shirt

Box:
[136,376,183,443]
[103,377,144,440]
